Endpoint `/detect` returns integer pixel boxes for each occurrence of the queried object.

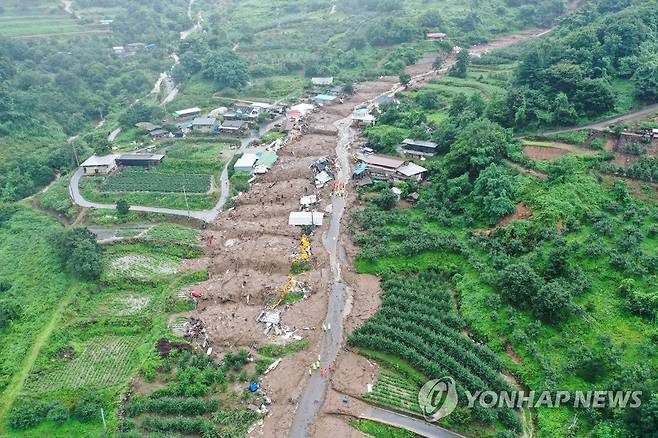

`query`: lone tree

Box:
[116,199,130,216]
[84,132,112,156]
[376,190,398,210]
[50,228,103,281]
[450,49,470,78]
[399,72,412,86]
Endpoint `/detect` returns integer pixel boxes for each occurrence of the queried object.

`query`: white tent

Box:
[289,212,324,226]
[300,195,318,207]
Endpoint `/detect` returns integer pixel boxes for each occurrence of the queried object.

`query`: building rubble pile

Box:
[183,317,209,349]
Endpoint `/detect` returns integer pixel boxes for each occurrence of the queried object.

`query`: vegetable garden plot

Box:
[97,293,151,316]
[365,371,422,415]
[103,171,211,193]
[25,336,142,392]
[106,254,179,281]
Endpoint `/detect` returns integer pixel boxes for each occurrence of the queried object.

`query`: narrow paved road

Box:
[540,103,658,135]
[362,407,466,438]
[69,120,282,222]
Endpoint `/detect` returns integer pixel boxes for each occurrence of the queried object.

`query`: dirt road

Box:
[180,0,203,40]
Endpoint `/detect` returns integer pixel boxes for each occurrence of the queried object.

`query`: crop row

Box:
[141,416,214,435]
[349,270,522,431]
[26,336,140,392]
[126,396,219,417]
[104,171,211,193]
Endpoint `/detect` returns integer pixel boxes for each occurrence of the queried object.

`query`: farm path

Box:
[539,103,658,135]
[0,285,80,434]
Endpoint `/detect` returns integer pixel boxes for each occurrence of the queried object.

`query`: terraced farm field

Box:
[24,336,143,392]
[0,3,97,38]
[365,369,422,416]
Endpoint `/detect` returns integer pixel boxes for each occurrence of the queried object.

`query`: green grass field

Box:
[3,234,207,436]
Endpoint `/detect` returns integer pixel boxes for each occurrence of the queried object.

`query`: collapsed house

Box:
[299,194,318,208]
[310,158,335,188]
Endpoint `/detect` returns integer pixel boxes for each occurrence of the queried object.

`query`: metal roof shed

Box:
[402,139,438,149]
[192,117,217,126]
[174,107,201,117]
[397,162,428,177]
[234,153,258,173]
[255,151,278,169]
[289,212,324,226]
[314,94,337,103]
[361,154,405,170]
[81,154,118,168]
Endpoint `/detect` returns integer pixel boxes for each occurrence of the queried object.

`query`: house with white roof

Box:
[81,154,118,175]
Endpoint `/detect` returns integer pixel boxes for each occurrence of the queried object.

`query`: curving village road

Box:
[70,120,282,222]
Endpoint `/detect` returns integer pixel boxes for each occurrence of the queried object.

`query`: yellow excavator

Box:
[272,235,311,308]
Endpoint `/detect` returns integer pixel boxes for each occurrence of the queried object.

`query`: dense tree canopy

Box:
[473,164,516,222]
[50,228,103,281]
[201,49,250,89]
[445,119,515,177]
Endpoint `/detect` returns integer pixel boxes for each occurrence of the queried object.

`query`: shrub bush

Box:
[74,391,104,422]
[8,400,49,429]
[46,401,70,424]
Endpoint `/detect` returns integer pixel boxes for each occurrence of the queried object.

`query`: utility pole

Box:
[100,407,107,435]
[183,184,190,217]
[71,139,80,166]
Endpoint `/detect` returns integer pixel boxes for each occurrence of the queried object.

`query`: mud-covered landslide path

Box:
[288,117,355,437]
[288,22,580,438]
